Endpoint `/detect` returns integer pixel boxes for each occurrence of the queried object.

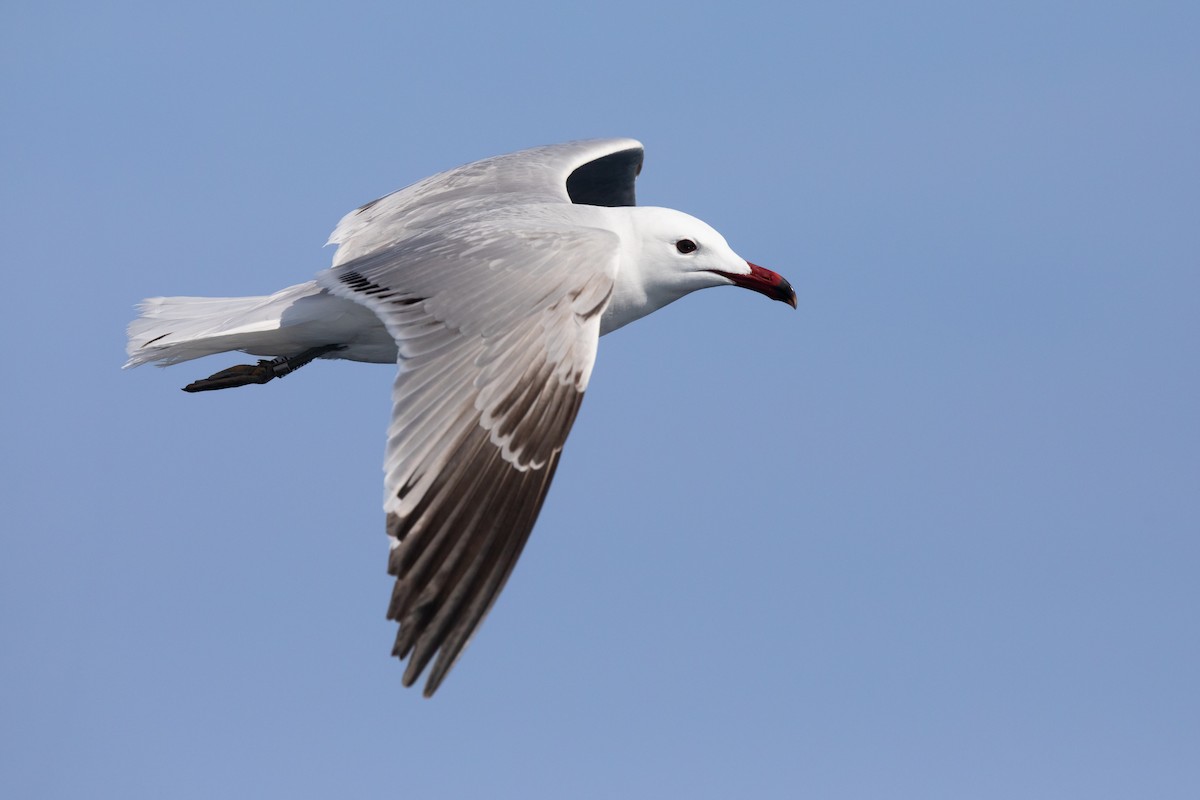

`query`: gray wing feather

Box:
[318,218,618,695]
[327,138,643,265]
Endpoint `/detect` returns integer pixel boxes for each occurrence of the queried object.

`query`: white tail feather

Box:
[125,282,326,368]
[125,296,270,367]
[124,280,396,369]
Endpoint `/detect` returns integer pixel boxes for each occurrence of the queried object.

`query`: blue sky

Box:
[3,1,1198,797]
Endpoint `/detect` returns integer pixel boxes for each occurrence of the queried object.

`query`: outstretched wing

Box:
[318,217,618,695]
[327,138,643,265]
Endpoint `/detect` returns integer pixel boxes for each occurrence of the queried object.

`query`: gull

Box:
[125,138,796,696]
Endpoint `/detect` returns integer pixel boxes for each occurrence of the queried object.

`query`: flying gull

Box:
[125,138,796,696]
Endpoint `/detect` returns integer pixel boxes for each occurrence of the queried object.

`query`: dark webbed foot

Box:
[183,362,278,392]
[182,345,345,392]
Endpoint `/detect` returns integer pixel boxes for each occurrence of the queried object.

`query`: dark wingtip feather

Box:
[384,391,582,697]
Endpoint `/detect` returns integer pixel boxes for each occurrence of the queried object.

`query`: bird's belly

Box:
[335,336,400,363]
[237,284,400,364]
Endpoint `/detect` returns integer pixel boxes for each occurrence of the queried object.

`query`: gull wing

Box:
[327,138,643,264]
[318,216,618,695]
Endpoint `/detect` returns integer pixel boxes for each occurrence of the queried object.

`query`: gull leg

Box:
[182,345,345,393]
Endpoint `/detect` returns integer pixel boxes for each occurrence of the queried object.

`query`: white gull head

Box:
[601,205,796,335]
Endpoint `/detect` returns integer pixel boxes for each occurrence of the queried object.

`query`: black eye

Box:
[675,239,698,254]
